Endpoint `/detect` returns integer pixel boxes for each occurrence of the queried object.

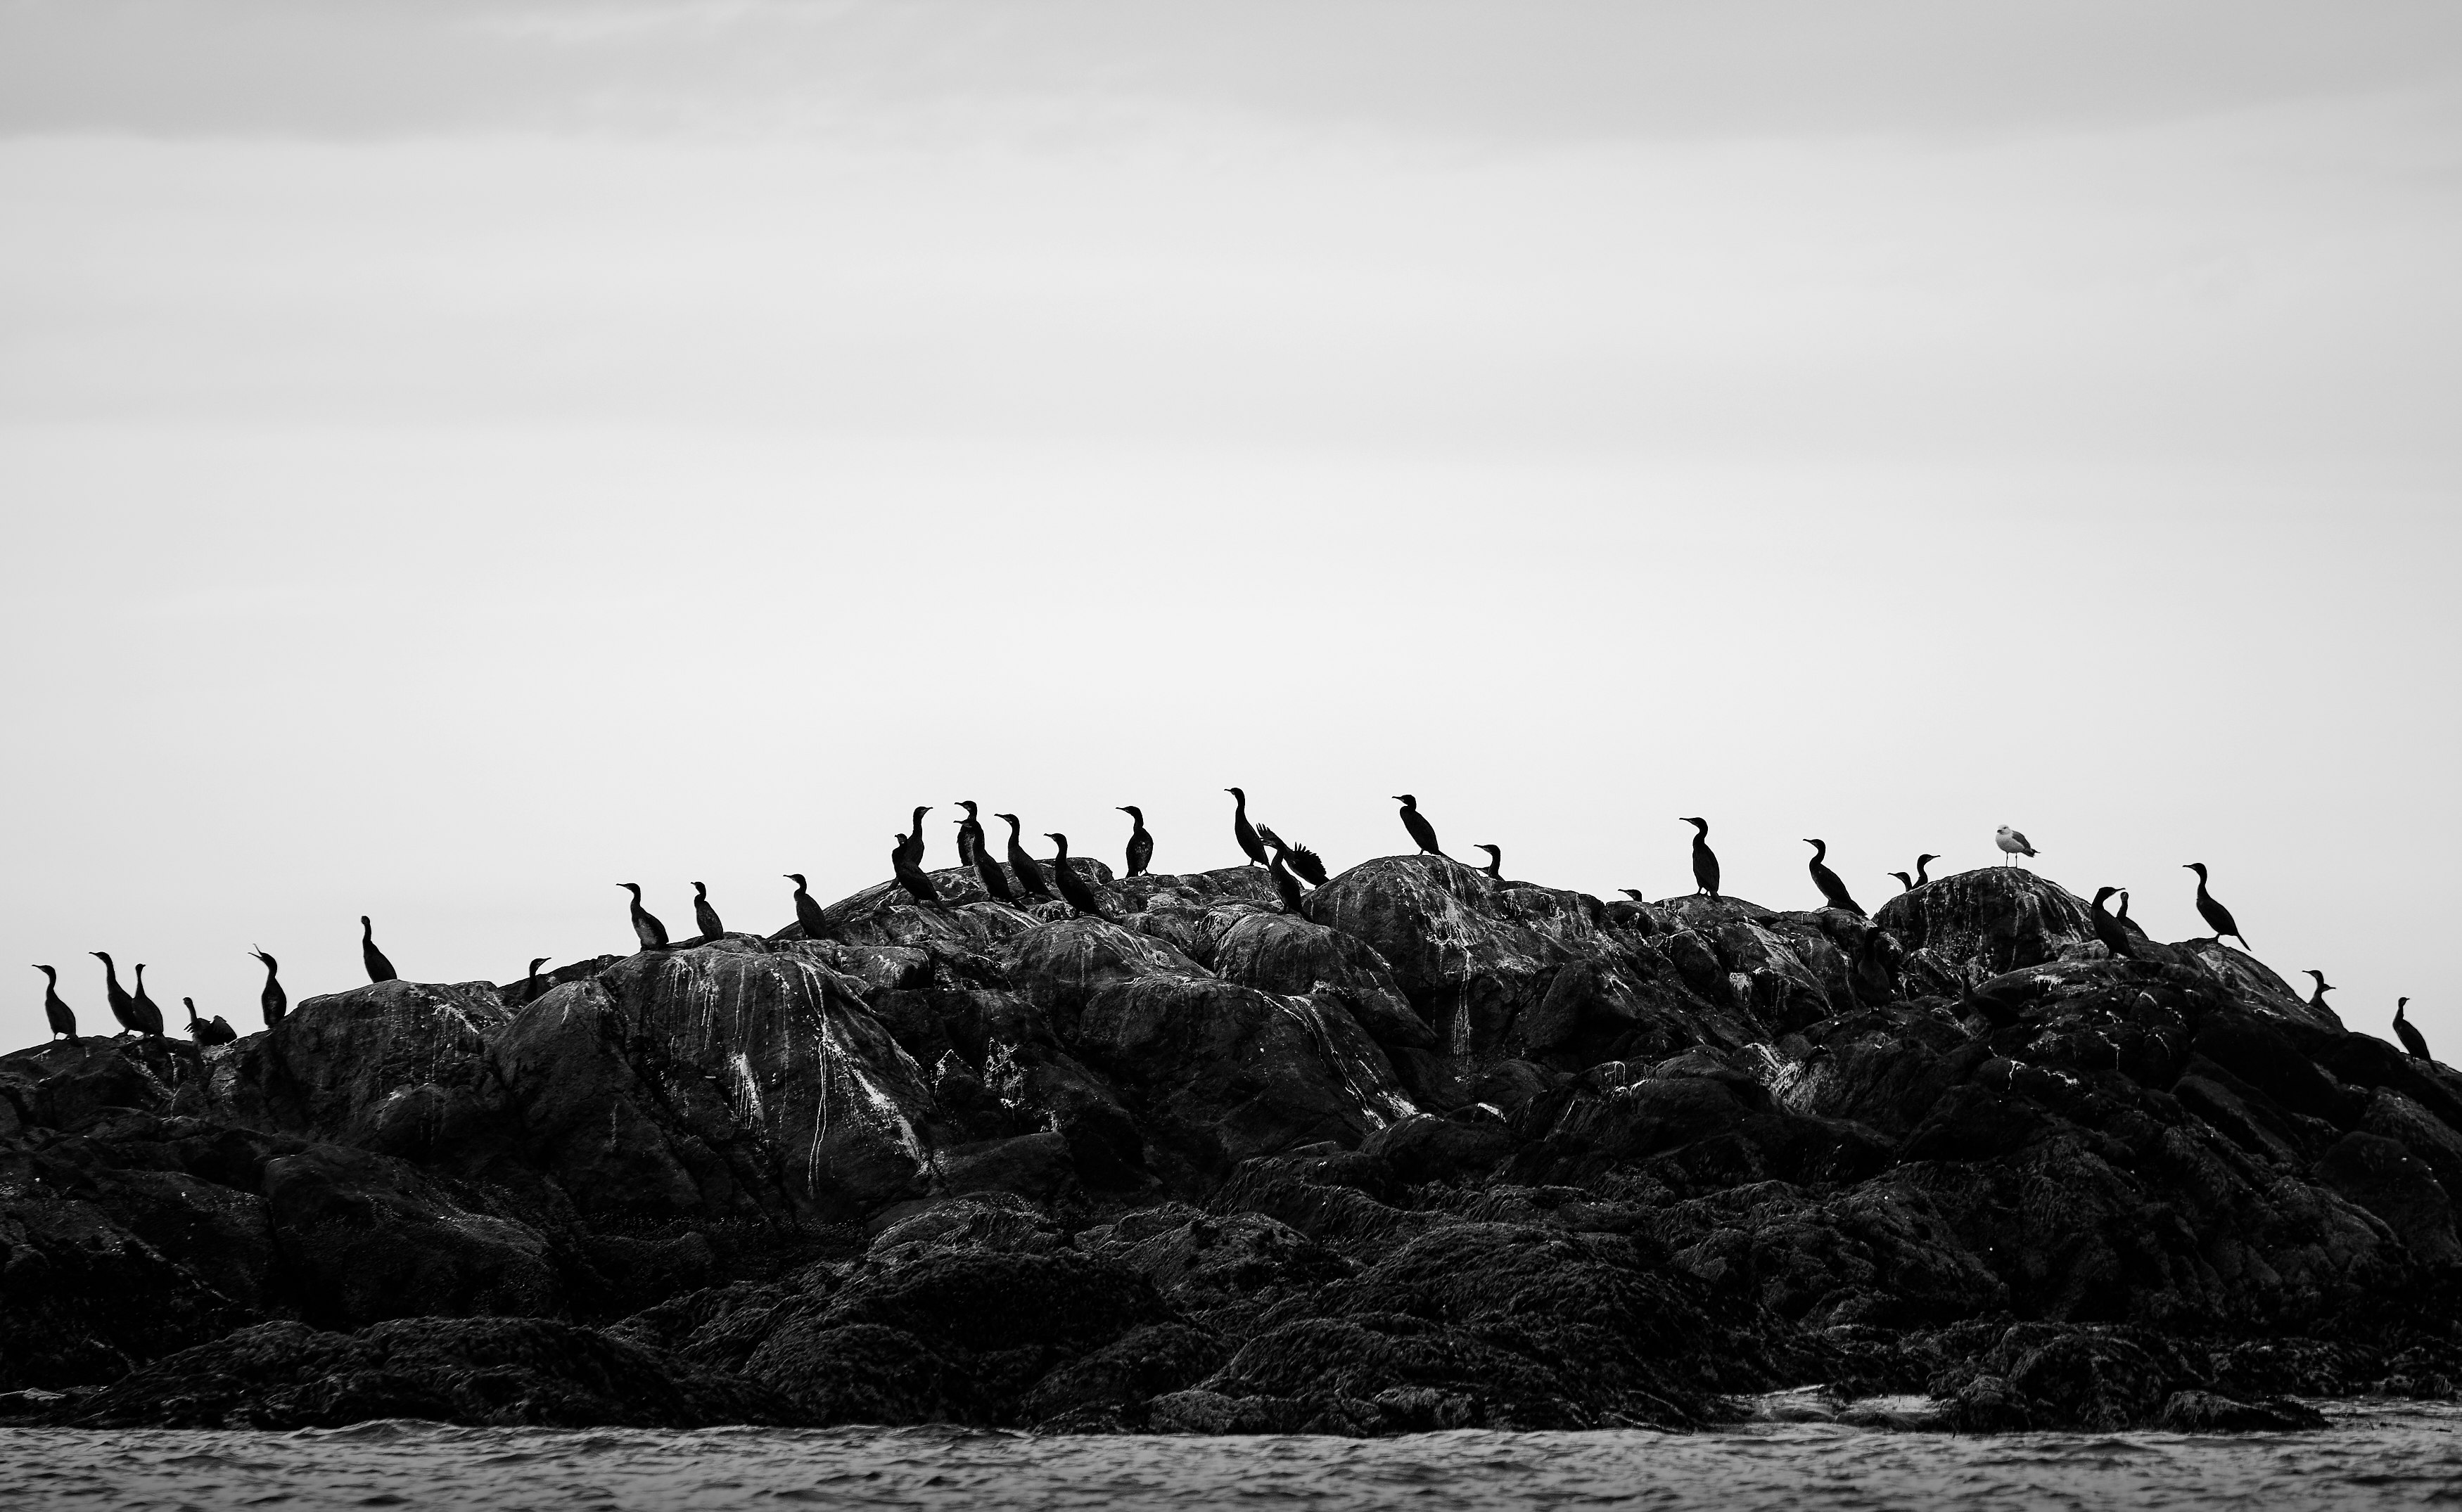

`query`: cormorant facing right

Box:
[1889,871,1915,893]
[91,952,141,1034]
[249,947,286,1028]
[2181,864,2250,949]
[1000,814,1054,900]
[361,917,399,983]
[2089,888,2138,960]
[895,808,933,869]
[692,882,724,942]
[34,965,75,1042]
[2305,970,2335,1009]
[1474,844,1503,880]
[892,834,944,906]
[184,997,237,1046]
[1044,833,1106,918]
[620,883,671,951]
[129,963,168,1037]
[1996,826,2037,866]
[1680,818,1720,897]
[1265,838,1307,914]
[1803,839,1866,916]
[784,874,829,938]
[1119,806,1154,877]
[1915,854,1941,886]
[2394,998,2431,1061]
[520,956,553,1004]
[1226,788,1270,867]
[1393,795,1446,858]
[954,802,987,867]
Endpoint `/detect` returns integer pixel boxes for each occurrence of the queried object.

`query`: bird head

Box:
[529,956,551,974]
[91,951,112,966]
[2183,862,2207,876]
[1045,832,1067,849]
[692,881,707,897]
[1394,794,1415,806]
[1890,872,1913,888]
[34,963,54,981]
[1917,853,1938,866]
[1118,805,1141,819]
[2306,970,2333,992]
[360,915,372,928]
[784,873,807,888]
[1225,787,1244,800]
[956,800,977,816]
[618,883,640,898]
[997,813,1020,827]
[249,946,276,969]
[2091,886,2119,908]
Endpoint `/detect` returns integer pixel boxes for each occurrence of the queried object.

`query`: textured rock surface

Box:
[6,859,2458,1433]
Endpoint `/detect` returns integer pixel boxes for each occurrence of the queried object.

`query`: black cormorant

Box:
[1393,795,1446,858]
[1265,838,1307,914]
[1474,844,1503,880]
[620,883,671,950]
[249,947,286,1027]
[1803,839,1865,916]
[91,952,141,1034]
[1045,833,1106,918]
[2117,890,2149,940]
[1915,854,1940,886]
[1889,871,1915,893]
[361,916,399,983]
[184,997,237,1046]
[1680,818,1720,897]
[2304,970,2335,1009]
[954,802,986,867]
[2394,998,2431,1061]
[893,835,944,906]
[785,874,829,938]
[520,956,553,1004]
[129,963,167,1037]
[971,838,1016,904]
[895,808,931,869]
[1000,815,1054,900]
[1257,826,1328,887]
[692,882,724,942]
[1996,826,2037,866]
[1119,806,1154,878]
[1226,788,1270,867]
[2181,863,2249,949]
[34,965,75,1042]
[2089,888,2138,960]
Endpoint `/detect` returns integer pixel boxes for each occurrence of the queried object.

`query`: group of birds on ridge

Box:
[28,797,2435,1065]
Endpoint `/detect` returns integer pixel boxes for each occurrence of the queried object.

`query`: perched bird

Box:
[248,947,286,1028]
[1996,826,2037,866]
[1118,806,1154,878]
[1001,814,1055,900]
[1474,844,1503,880]
[34,965,75,1042]
[1680,818,1720,897]
[784,873,830,938]
[1258,826,1328,886]
[91,952,142,1034]
[519,956,553,1005]
[895,808,933,870]
[184,997,236,1046]
[1394,795,1446,858]
[1915,854,1941,886]
[1226,788,1270,867]
[2394,998,2431,1061]
[129,963,168,1038]
[361,916,399,983]
[953,801,988,868]
[1889,871,1916,893]
[619,883,671,951]
[1803,839,1865,916]
[2305,970,2335,1009]
[892,834,944,906]
[1265,838,1308,914]
[2116,890,2148,939]
[2089,888,2138,961]
[1045,833,1106,918]
[971,833,1016,905]
[692,882,725,942]
[2181,863,2249,950]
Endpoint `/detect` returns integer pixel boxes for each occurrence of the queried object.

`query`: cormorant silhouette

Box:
[692,882,724,942]
[520,956,553,1004]
[895,808,932,870]
[2304,970,2335,1009]
[1000,814,1054,900]
[1915,854,1941,885]
[34,965,75,1042]
[184,997,236,1046]
[2181,863,2249,949]
[620,883,671,950]
[91,952,141,1034]
[1119,806,1154,878]
[784,874,829,938]
[2394,998,2431,1061]
[971,834,1016,904]
[1394,795,1445,858]
[1226,788,1270,867]
[1474,844,1503,880]
[248,947,286,1028]
[1996,826,2037,866]
[1803,839,1865,916]
[893,834,944,906]
[1258,826,1328,887]
[1265,838,1307,914]
[1680,818,1720,897]
[1045,833,1106,918]
[1889,871,1915,893]
[129,963,167,1038]
[954,801,986,868]
[2089,888,2138,960]
[361,916,399,983]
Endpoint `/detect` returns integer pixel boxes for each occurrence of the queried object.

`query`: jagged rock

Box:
[2159,1388,2328,1431]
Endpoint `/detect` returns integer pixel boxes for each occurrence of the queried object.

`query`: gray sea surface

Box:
[3,1400,2457,1511]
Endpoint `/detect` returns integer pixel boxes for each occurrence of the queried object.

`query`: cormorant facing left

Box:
[784,874,829,938]
[1000,814,1054,900]
[1680,818,1720,897]
[2304,970,2335,1009]
[619,883,671,951]
[1889,871,1915,893]
[1915,854,1941,886]
[361,917,399,984]
[1044,833,1106,918]
[1226,788,1270,868]
[1259,827,1328,886]
[129,963,168,1038]
[2089,888,2138,960]
[1265,838,1307,914]
[1803,839,1865,916]
[249,947,286,1028]
[184,997,237,1046]
[692,883,724,942]
[2182,864,2250,949]
[34,965,75,1042]
[1119,806,1154,878]
[1394,795,1446,858]
[971,835,1016,905]
[892,834,944,906]
[1474,844,1503,880]
[2394,999,2431,1061]
[91,952,141,1034]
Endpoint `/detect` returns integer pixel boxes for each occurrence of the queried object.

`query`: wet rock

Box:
[2159,1388,2328,1431]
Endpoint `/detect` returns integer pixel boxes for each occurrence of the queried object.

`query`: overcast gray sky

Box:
[3,1,2457,1053]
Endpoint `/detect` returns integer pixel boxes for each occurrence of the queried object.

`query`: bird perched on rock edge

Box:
[1680,818,1720,897]
[2182,863,2249,950]
[692,882,724,942]
[2089,888,2138,961]
[361,916,399,983]
[1996,826,2036,866]
[2394,998,2431,1061]
[1803,838,1865,916]
[1001,814,1054,900]
[892,834,944,906]
[620,883,670,950]
[1258,826,1328,886]
[2304,970,2335,1009]
[1118,805,1153,878]
[249,947,286,1028]
[1226,788,1270,868]
[1045,833,1106,918]
[34,965,75,1042]
[1394,795,1446,859]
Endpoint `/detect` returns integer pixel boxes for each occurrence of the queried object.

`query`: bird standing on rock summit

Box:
[1889,871,1915,893]
[1474,844,1503,880]
[1045,833,1106,918]
[2089,888,2138,960]
[1119,806,1154,878]
[2182,864,2250,950]
[1996,827,2036,867]
[34,966,75,1042]
[620,883,670,950]
[360,917,399,984]
[2394,999,2432,1061]
[184,997,236,1046]
[91,952,145,1034]
[892,834,943,906]
[2305,970,2335,1009]
[895,808,931,870]
[1265,837,1308,914]
[1803,839,1865,916]
[1226,788,1270,867]
[784,874,829,938]
[248,947,286,1028]
[691,883,724,942]
[1258,827,1327,886]
[1001,814,1054,900]
[953,802,987,868]
[1915,854,1940,886]
[1394,795,1446,859]
[1680,818,1720,898]
[131,964,168,1038]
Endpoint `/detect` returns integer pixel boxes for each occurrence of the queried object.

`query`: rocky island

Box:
[4,856,2456,1435]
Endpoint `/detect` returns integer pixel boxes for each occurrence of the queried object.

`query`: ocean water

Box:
[4,1400,2457,1511]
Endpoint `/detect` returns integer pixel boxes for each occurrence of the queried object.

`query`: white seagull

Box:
[1996,826,2037,866]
